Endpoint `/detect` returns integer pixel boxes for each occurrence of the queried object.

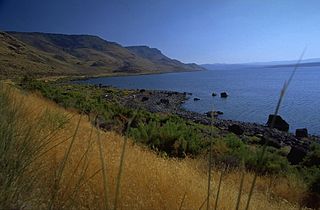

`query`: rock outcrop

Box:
[287,145,308,165]
[206,111,224,118]
[266,114,289,132]
[228,124,244,135]
[296,128,308,138]
[220,92,228,98]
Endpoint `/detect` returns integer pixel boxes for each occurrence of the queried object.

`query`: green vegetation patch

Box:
[20,79,213,157]
[19,78,320,181]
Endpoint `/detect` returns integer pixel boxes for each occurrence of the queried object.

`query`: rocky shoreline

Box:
[103,86,319,164]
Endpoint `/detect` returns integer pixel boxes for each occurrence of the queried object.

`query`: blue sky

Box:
[0,0,319,64]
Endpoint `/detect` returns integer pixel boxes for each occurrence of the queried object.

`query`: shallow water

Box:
[76,67,320,135]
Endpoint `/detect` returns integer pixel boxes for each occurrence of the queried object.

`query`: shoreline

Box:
[107,87,319,148]
[45,69,205,83]
[67,71,320,138]
[75,77,320,138]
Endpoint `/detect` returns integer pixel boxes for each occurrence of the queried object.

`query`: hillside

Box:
[0,83,304,209]
[0,31,204,78]
[126,46,205,72]
[0,32,77,78]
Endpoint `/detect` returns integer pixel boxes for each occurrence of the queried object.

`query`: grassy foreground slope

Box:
[0,83,307,209]
[0,31,204,79]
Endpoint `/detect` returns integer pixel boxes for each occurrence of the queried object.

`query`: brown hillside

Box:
[0,31,204,78]
[0,83,305,209]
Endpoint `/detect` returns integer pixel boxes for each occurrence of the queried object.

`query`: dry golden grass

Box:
[3,85,308,210]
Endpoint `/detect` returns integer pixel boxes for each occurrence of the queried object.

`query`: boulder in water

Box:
[296,128,308,138]
[206,111,224,118]
[266,114,289,132]
[220,92,228,98]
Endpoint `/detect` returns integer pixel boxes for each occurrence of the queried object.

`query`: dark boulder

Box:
[296,128,308,138]
[206,111,217,118]
[141,96,149,102]
[194,98,200,101]
[287,145,308,165]
[228,124,244,135]
[260,135,282,149]
[212,92,217,97]
[206,111,223,118]
[220,92,228,98]
[160,98,169,105]
[266,114,289,132]
[94,115,112,131]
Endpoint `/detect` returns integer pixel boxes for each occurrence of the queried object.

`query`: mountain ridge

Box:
[202,58,320,70]
[126,45,203,71]
[0,31,204,78]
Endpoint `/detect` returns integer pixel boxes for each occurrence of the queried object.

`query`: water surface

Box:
[76,67,320,135]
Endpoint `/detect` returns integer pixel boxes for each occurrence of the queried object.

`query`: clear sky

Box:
[0,0,319,64]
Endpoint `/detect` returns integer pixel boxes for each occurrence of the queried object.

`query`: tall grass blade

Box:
[214,169,224,210]
[96,117,110,210]
[179,192,187,210]
[114,114,136,210]
[206,140,213,210]
[244,48,306,210]
[206,105,216,210]
[48,115,82,210]
[199,192,211,210]
[78,168,103,189]
[63,122,95,202]
[235,160,246,210]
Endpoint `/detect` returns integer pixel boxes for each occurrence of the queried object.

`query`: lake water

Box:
[77,67,320,135]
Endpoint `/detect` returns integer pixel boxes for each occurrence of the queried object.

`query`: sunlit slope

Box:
[0,31,204,78]
[0,32,77,78]
[1,84,304,209]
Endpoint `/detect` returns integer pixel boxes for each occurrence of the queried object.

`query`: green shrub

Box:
[0,85,49,208]
[303,143,320,167]
[212,134,250,168]
[246,146,290,175]
[211,134,290,174]
[129,119,205,156]
[18,79,296,175]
